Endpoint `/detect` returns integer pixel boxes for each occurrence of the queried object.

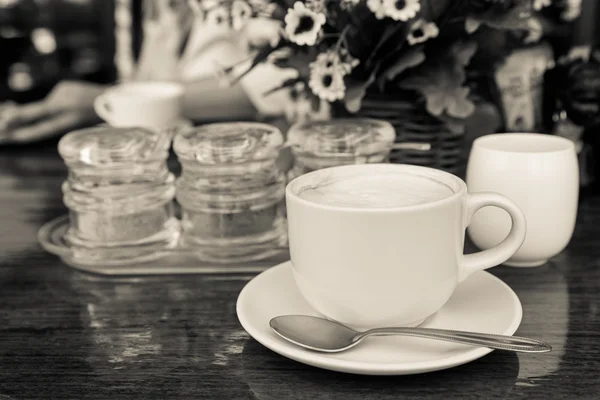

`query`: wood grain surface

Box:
[0,143,599,399]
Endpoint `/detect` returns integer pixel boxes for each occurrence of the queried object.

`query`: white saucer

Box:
[236,261,522,375]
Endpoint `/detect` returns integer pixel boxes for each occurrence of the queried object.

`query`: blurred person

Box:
[0,0,293,144]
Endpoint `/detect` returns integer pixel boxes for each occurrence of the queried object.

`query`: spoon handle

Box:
[360,327,551,353]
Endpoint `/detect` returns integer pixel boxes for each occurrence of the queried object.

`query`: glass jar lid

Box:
[287,118,395,158]
[58,126,171,166]
[173,122,283,164]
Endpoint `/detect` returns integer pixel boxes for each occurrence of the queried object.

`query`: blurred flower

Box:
[205,4,229,25]
[562,0,582,21]
[524,17,542,44]
[367,0,387,19]
[309,59,346,101]
[382,0,421,22]
[533,0,551,10]
[340,0,360,10]
[231,0,253,30]
[31,27,57,54]
[407,19,439,45]
[8,63,34,92]
[314,49,359,76]
[284,1,326,46]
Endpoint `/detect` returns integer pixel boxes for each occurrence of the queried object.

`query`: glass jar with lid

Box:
[58,125,179,266]
[286,118,396,181]
[173,122,287,263]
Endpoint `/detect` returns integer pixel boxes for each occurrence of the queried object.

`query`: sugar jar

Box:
[286,118,396,181]
[58,126,179,265]
[173,122,286,263]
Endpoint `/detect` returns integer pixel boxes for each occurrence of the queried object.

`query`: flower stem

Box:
[335,25,351,53]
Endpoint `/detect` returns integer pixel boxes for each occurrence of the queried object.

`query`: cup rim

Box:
[285,163,467,213]
[472,133,575,155]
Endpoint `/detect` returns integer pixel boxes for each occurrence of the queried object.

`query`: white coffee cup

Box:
[467,133,579,267]
[285,163,526,330]
[94,81,184,130]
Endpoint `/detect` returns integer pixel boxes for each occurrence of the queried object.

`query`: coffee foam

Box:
[296,171,454,208]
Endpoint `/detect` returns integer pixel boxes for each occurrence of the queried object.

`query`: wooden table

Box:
[1,143,599,399]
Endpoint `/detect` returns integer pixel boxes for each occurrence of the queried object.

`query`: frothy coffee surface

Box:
[297,172,453,208]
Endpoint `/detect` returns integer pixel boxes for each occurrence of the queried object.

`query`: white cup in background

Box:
[94,81,184,130]
[466,133,579,267]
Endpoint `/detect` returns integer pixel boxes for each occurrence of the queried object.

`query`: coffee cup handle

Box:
[93,93,113,124]
[459,192,527,282]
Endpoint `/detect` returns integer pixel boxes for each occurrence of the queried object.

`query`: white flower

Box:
[231,0,253,30]
[367,0,386,19]
[313,49,359,76]
[533,0,551,11]
[306,48,358,102]
[308,64,346,102]
[284,2,326,46]
[382,0,420,22]
[407,19,439,45]
[341,0,360,10]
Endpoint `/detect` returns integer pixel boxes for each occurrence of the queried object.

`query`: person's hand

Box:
[0,80,106,144]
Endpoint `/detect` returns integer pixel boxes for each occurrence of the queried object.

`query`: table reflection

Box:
[237,339,519,400]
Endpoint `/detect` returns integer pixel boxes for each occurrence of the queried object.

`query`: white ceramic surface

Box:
[236,261,523,376]
[285,164,526,330]
[94,81,184,130]
[467,133,579,267]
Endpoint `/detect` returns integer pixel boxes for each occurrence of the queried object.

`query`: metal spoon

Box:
[270,315,552,354]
